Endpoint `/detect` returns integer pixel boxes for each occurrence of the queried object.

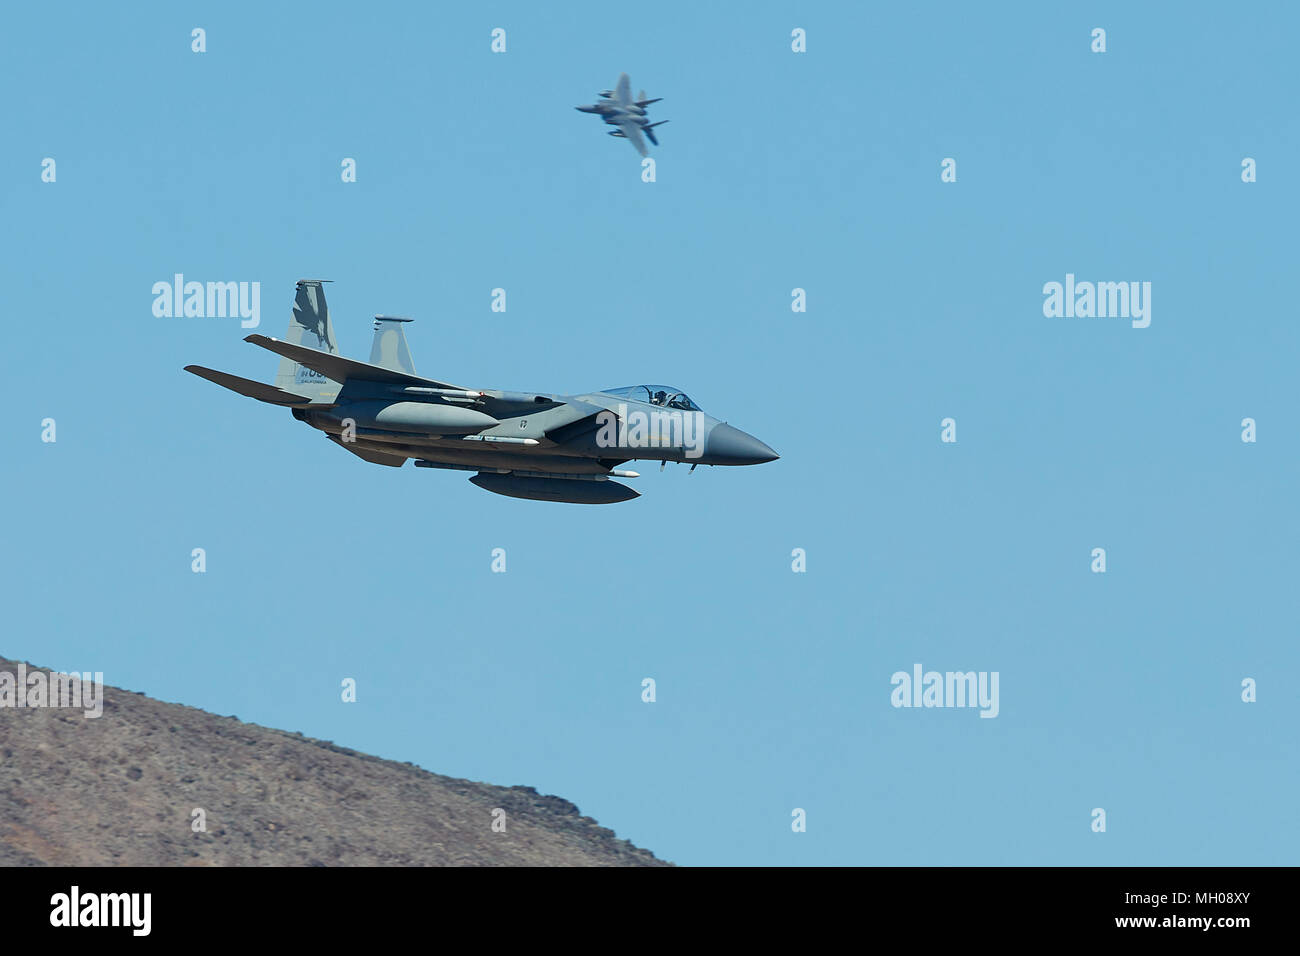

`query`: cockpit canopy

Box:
[600,385,703,412]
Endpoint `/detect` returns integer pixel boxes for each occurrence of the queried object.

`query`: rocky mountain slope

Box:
[0,656,668,866]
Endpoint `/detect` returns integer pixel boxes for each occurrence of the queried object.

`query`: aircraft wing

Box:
[243,334,466,389]
[619,121,648,157]
[614,72,632,105]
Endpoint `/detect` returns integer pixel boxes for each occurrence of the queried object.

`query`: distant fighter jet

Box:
[575,72,667,157]
[185,281,777,504]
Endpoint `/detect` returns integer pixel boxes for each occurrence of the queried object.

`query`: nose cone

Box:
[704,423,779,465]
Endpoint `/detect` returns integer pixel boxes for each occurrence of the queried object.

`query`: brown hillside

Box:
[0,657,669,867]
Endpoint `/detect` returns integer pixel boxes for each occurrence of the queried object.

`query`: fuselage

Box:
[291,384,777,472]
[575,103,647,123]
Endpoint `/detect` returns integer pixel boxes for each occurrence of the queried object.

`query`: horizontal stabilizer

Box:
[184,365,318,406]
[244,334,465,390]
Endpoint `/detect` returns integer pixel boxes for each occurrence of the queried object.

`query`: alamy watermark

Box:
[890,663,999,718]
[50,886,150,936]
[1043,273,1151,328]
[152,273,260,328]
[595,404,705,458]
[0,664,103,718]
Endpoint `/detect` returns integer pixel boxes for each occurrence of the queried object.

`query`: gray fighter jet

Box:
[575,72,667,157]
[185,280,777,504]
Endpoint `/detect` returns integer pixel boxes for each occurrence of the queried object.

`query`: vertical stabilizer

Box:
[369,316,417,375]
[275,279,341,401]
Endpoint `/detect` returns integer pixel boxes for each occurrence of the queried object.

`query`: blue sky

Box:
[2,2,1296,865]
